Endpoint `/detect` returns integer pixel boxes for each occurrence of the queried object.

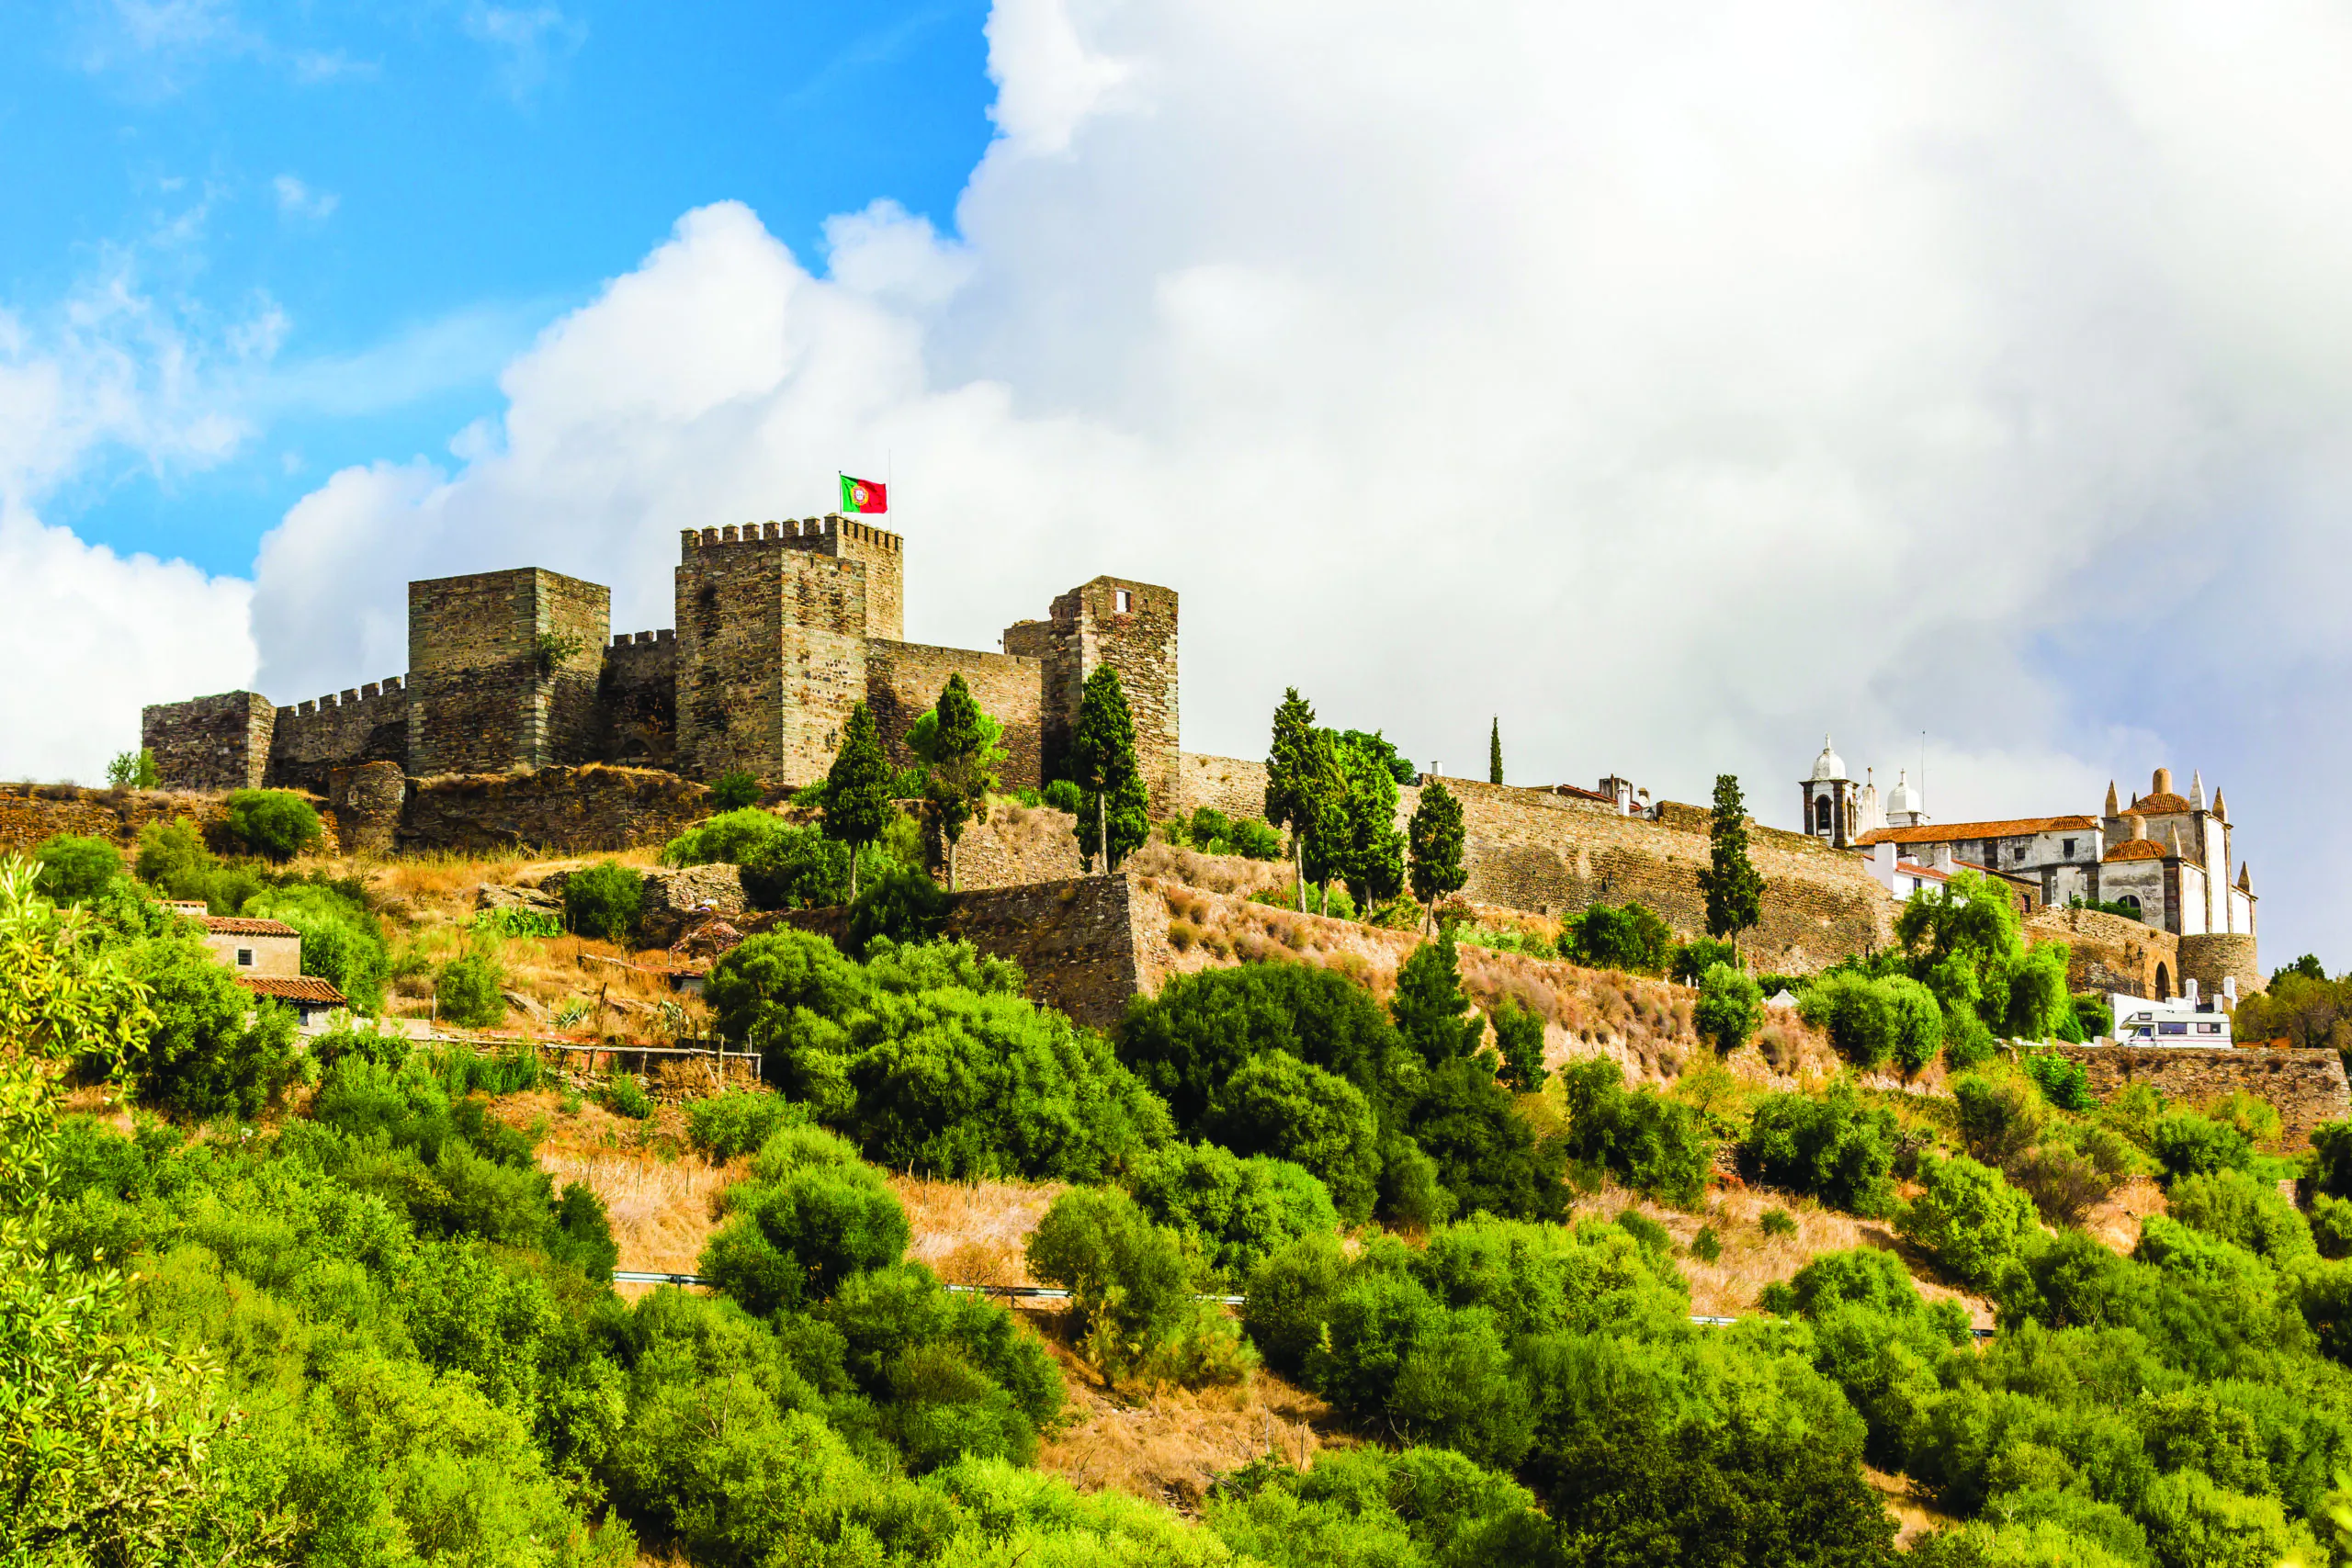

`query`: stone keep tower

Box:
[673,515,906,783]
[406,568,611,776]
[1003,576,1182,817]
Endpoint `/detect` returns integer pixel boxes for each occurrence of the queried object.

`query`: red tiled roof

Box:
[204,916,301,937]
[2104,839,2169,863]
[2128,792,2193,816]
[1859,816,2097,846]
[236,976,346,1004]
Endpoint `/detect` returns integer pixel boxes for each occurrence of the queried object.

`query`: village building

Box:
[169,904,351,1029]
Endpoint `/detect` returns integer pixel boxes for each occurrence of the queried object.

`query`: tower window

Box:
[1814,795,1832,832]
[1114,590,1133,614]
[2063,839,2075,858]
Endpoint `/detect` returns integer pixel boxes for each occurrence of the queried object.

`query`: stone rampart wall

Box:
[2180,933,2265,1000]
[2055,1044,2349,1148]
[599,631,677,767]
[1177,752,1272,823]
[0,784,289,858]
[398,765,708,854]
[269,680,408,794]
[2023,907,2179,999]
[1405,777,1894,975]
[864,640,1046,794]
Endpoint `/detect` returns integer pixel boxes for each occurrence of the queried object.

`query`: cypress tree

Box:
[821,701,893,897]
[1072,666,1148,874]
[1408,779,1466,931]
[1697,773,1766,956]
[921,673,1000,893]
[1392,928,1487,1067]
[1334,732,1405,914]
[1266,689,1343,913]
[1489,717,1503,785]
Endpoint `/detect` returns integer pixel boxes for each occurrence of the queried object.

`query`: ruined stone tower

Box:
[406,568,611,776]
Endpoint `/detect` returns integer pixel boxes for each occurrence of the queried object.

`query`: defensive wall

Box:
[2023,906,2181,1000]
[2054,1044,2349,1148]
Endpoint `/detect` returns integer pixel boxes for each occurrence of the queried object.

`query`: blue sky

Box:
[5,0,993,576]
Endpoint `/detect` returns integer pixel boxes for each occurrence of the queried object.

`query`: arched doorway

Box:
[2154,962,2171,999]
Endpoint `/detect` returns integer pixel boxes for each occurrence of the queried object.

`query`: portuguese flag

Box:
[840,474,888,514]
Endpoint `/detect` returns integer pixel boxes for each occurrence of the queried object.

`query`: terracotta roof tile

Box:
[2127,792,2193,816]
[2103,839,2170,863]
[1859,816,2098,846]
[236,976,346,1004]
[203,916,302,937]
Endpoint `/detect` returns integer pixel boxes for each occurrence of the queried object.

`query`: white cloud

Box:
[462,5,587,102]
[273,175,339,221]
[177,0,2352,960]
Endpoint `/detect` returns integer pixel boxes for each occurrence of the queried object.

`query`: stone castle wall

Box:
[2180,932,2265,1000]
[269,679,408,794]
[2055,1044,2348,1148]
[2023,906,2179,999]
[1177,752,1272,823]
[865,640,1047,793]
[397,765,708,854]
[598,630,677,768]
[142,691,274,793]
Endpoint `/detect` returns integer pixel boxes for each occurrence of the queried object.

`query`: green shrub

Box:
[222,788,322,861]
[707,769,763,811]
[1225,817,1283,860]
[435,946,508,1029]
[470,906,562,939]
[127,933,300,1117]
[2073,992,2114,1041]
[32,834,124,906]
[602,1076,653,1119]
[1690,1224,1721,1262]
[1126,1142,1339,1288]
[686,1089,806,1159]
[702,1161,910,1314]
[1897,1155,2038,1293]
[1204,1052,1383,1224]
[1175,806,1283,862]
[1669,937,1737,983]
[661,806,791,868]
[2312,1192,2352,1259]
[1760,1207,1797,1238]
[1737,1080,1900,1215]
[846,862,948,956]
[1615,1208,1670,1252]
[1043,779,1084,814]
[132,818,263,914]
[1802,971,1943,1074]
[1561,901,1674,975]
[1490,998,1547,1091]
[2166,1168,2314,1264]
[563,860,644,943]
[1695,962,1762,1053]
[2020,1046,2094,1111]
[2152,1111,2253,1182]
[105,747,162,787]
[1558,1055,1713,1206]
[741,823,854,910]
[1026,1187,1193,1376]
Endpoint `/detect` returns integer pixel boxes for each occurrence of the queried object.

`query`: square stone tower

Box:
[673,515,903,784]
[406,568,611,776]
[1003,576,1181,817]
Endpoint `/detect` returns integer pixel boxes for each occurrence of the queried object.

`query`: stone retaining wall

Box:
[2055,1044,2349,1148]
[399,766,708,854]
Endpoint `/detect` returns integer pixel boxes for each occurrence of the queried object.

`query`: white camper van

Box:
[2109,977,2235,1046]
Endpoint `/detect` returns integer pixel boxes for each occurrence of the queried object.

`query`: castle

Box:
[142,513,1182,814]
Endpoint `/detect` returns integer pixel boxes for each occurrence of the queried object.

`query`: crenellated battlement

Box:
[678,513,902,557]
[608,629,675,649]
[277,676,405,721]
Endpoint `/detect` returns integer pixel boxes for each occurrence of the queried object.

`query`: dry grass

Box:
[1863,1463,1958,1547]
[1036,1345,1337,1514]
[889,1176,1065,1285]
[1584,1180,1999,1329]
[1128,840,1293,900]
[2082,1175,2167,1257]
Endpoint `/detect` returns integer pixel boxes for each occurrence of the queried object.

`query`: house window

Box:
[2120,895,2142,913]
[2012,843,2027,860]
[2063,839,2076,858]
[236,947,254,967]
[1114,589,1133,614]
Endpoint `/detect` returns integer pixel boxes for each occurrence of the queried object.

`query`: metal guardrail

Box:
[609,1273,1993,1334]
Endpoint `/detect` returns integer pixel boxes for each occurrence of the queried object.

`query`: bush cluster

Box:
[1170,806,1283,861]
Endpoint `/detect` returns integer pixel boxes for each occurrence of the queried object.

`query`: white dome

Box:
[1887,769,1919,816]
[1809,734,1847,783]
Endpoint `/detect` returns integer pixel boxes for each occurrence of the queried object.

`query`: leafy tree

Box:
[1488,717,1502,785]
[741,825,854,910]
[2235,970,2352,1055]
[707,768,763,811]
[1026,1187,1193,1375]
[1264,689,1346,911]
[1392,930,1487,1067]
[104,747,162,789]
[1072,666,1149,874]
[1407,1057,1569,1224]
[563,860,644,943]
[222,788,322,862]
[702,1161,911,1314]
[1695,773,1764,953]
[31,835,125,908]
[661,806,790,868]
[1334,728,1417,786]
[1125,1142,1338,1288]
[1897,1154,2039,1292]
[1695,962,1763,1053]
[1738,1081,1900,1215]
[821,701,894,897]
[435,944,508,1029]
[1492,998,1548,1091]
[845,862,948,956]
[127,933,299,1118]
[1204,1052,1383,1224]
[1407,780,1466,930]
[914,673,1001,892]
[1803,969,1942,1073]
[1557,1056,1713,1205]
[2276,953,2328,985]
